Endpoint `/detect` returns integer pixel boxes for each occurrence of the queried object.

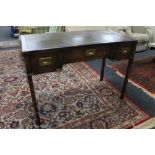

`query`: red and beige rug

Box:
[0,50,152,129]
[109,57,155,98]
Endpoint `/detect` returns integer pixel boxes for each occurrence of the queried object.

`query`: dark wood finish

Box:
[21,30,136,53]
[63,45,107,64]
[152,58,155,63]
[120,57,134,99]
[100,58,106,81]
[21,30,137,125]
[28,50,62,74]
[27,75,41,126]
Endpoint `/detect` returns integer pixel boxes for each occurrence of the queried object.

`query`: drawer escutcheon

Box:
[39,57,52,66]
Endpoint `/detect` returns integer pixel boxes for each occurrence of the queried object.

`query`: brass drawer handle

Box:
[121,47,130,54]
[39,57,52,66]
[123,50,128,53]
[85,49,96,56]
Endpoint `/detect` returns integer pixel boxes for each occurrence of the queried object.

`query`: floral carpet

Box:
[0,50,150,129]
[110,57,155,98]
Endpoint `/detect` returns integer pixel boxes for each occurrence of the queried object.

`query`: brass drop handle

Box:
[85,49,96,56]
[39,57,52,66]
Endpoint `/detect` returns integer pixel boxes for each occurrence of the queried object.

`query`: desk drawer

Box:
[116,43,135,60]
[63,45,108,63]
[26,50,62,74]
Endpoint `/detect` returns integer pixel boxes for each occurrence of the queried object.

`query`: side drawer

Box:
[63,45,108,63]
[115,43,136,60]
[24,50,62,74]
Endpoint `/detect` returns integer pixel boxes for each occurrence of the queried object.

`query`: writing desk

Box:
[21,30,137,125]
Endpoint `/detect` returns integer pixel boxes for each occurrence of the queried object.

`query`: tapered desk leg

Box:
[27,75,41,126]
[120,57,134,100]
[100,58,106,81]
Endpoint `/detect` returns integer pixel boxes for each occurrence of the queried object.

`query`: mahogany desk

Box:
[21,30,137,125]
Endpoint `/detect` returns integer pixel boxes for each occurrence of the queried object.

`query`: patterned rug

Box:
[0,40,20,49]
[0,50,151,129]
[109,57,155,98]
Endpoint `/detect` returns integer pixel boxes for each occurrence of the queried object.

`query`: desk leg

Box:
[152,58,155,63]
[27,75,41,126]
[100,58,106,81]
[120,57,134,100]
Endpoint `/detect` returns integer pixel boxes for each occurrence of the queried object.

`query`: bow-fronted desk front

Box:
[21,30,137,126]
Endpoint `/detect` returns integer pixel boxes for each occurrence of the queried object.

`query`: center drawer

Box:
[63,45,108,63]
